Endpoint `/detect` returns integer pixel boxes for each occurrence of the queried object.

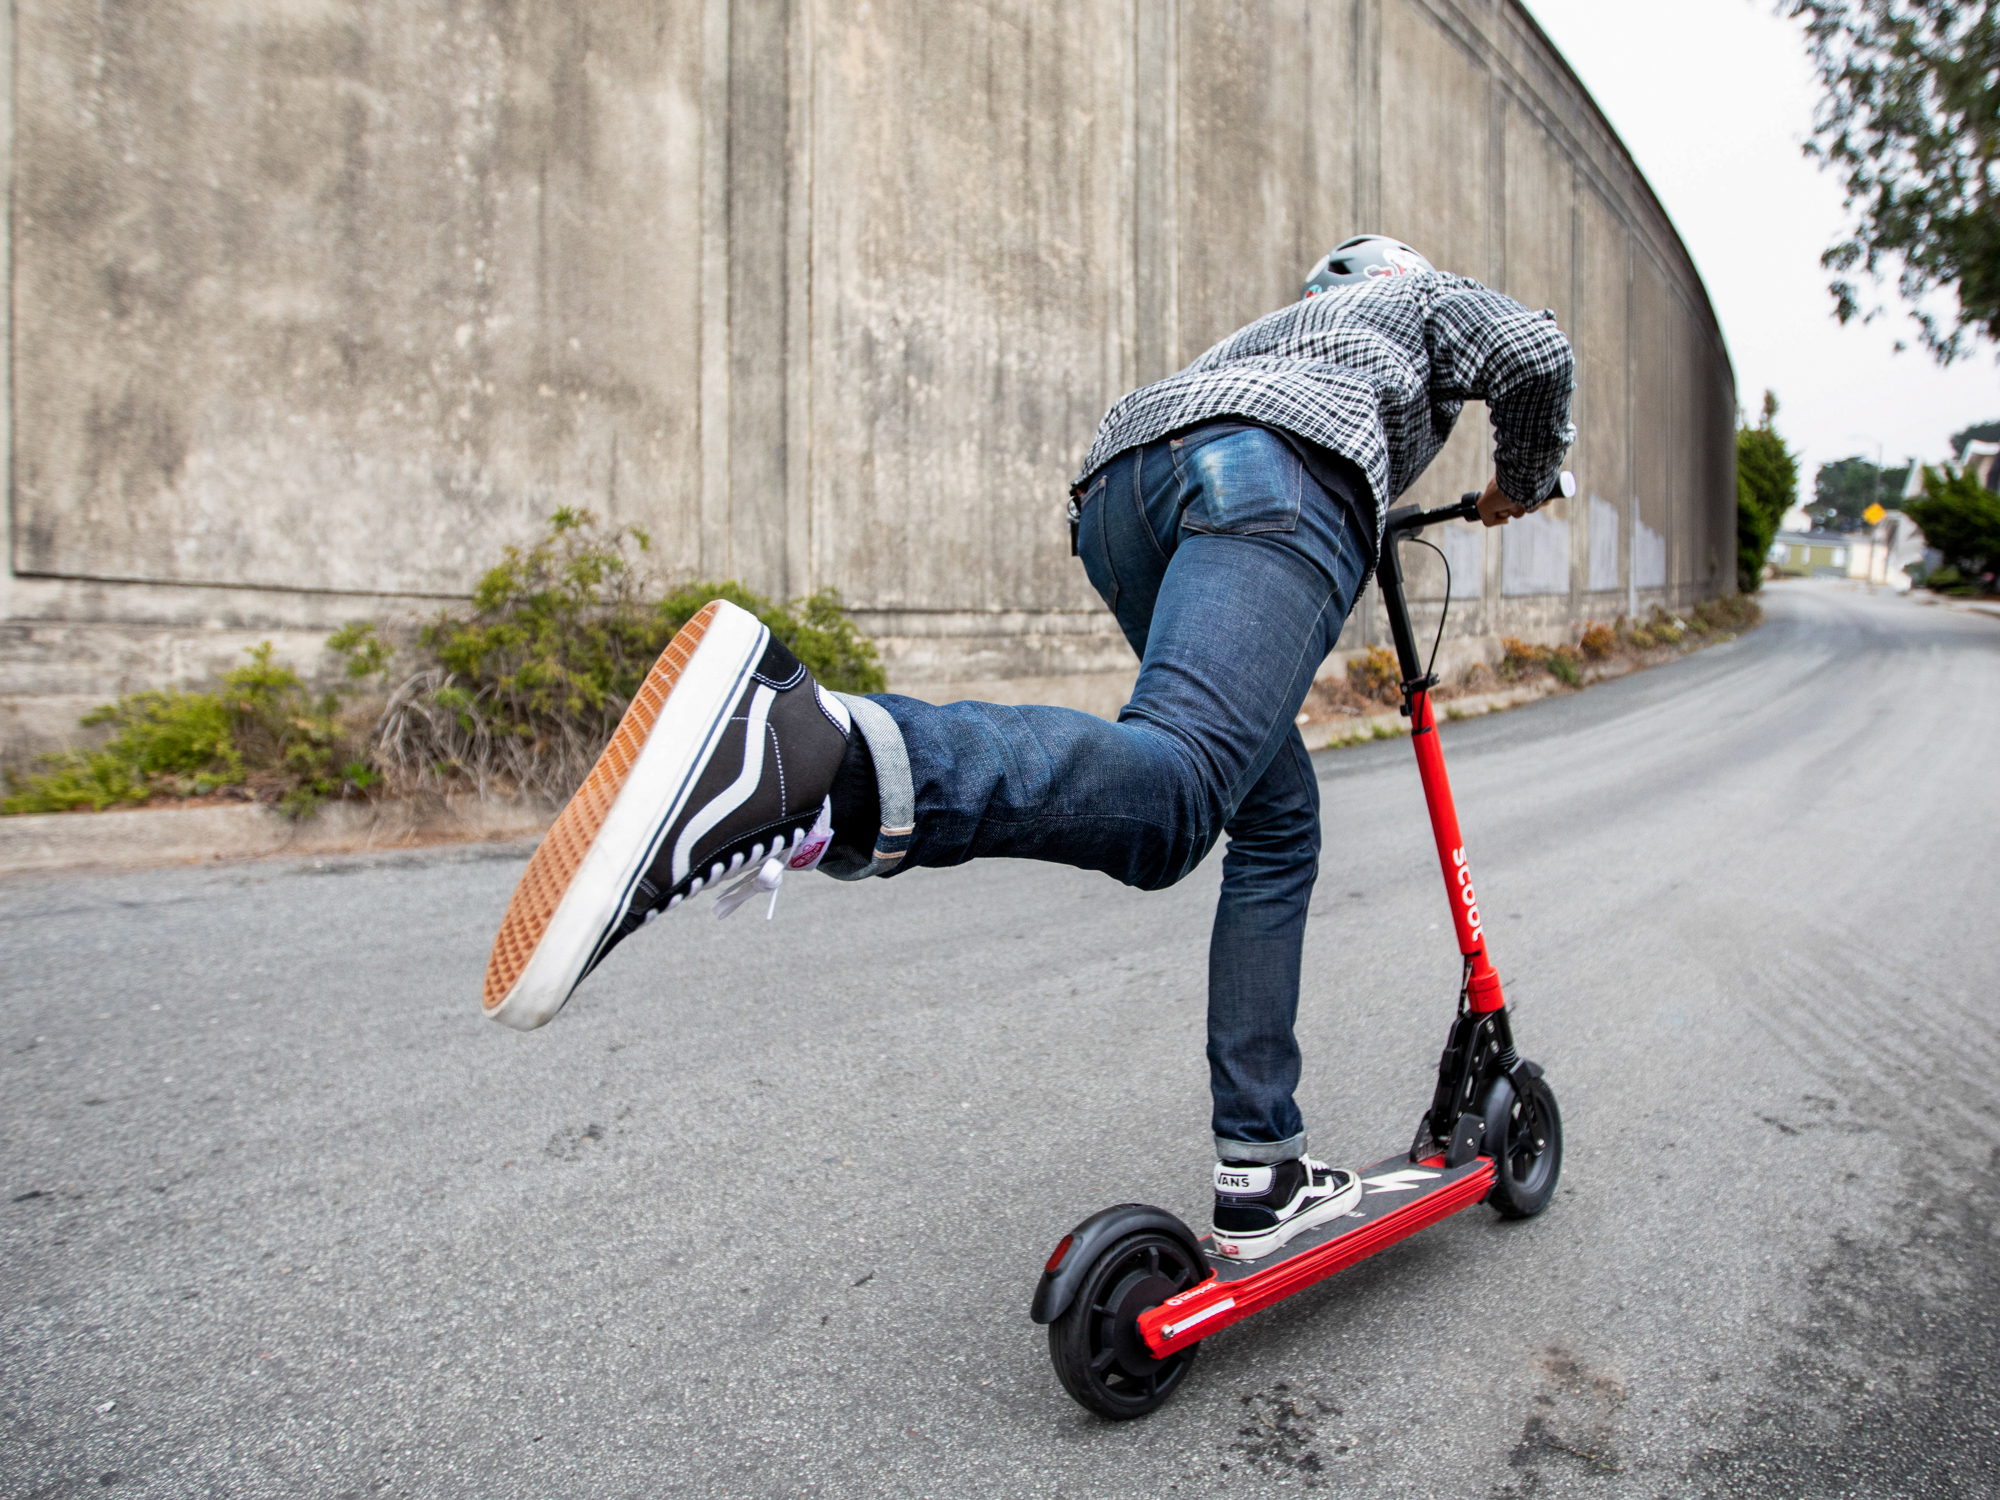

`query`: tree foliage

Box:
[1949,418,2000,454]
[1737,391,1799,591]
[1784,1,2000,363]
[1814,455,1908,521]
[1907,466,2000,591]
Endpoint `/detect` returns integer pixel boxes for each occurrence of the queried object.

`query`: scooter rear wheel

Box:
[1047,1231,1203,1419]
[1482,1073,1563,1219]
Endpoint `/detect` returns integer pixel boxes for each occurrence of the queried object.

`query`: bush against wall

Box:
[2,646,376,816]
[359,509,887,801]
[4,510,887,816]
[1737,391,1799,592]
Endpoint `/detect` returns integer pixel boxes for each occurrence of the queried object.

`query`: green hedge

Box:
[4,509,886,817]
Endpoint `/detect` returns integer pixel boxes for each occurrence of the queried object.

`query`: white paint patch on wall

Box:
[1634,518,1668,590]
[1502,507,1572,596]
[1588,494,1621,591]
[1439,523,1484,598]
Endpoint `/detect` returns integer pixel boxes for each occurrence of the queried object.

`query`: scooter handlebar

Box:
[1385,470,1574,537]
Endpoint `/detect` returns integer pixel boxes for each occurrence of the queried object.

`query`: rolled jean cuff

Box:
[1214,1130,1307,1166]
[819,692,916,881]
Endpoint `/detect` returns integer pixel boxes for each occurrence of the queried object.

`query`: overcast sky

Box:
[1523,0,1996,490]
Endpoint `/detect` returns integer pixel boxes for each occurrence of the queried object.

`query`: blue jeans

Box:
[850,424,1370,1162]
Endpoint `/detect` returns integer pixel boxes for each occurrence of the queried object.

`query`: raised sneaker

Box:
[482,599,852,1031]
[1210,1156,1362,1261]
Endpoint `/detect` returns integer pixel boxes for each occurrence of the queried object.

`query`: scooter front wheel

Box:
[1047,1231,1203,1419]
[1482,1072,1563,1219]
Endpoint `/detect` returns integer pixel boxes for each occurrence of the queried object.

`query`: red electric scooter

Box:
[1031,481,1572,1420]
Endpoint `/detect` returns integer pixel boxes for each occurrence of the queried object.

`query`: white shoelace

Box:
[712,856,789,920]
[710,796,837,922]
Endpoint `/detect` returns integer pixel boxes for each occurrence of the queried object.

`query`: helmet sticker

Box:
[1365,246,1429,278]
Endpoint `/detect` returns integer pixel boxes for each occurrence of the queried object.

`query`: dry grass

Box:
[1295,595,1765,737]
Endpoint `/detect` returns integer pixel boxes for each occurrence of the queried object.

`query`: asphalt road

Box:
[5,580,1997,1499]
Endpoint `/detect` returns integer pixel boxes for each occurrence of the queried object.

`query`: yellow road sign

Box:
[1863,502,1886,525]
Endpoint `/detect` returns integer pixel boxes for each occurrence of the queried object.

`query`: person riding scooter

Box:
[479,233,1576,1263]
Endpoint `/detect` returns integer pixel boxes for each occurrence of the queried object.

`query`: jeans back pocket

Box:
[1174,427,1302,537]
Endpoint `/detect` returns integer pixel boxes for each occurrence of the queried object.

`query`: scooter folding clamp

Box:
[1444,1111,1486,1169]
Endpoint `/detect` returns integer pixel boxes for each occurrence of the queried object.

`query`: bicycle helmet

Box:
[1302,235,1435,299]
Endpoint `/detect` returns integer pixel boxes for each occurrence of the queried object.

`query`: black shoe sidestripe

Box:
[579,629,767,979]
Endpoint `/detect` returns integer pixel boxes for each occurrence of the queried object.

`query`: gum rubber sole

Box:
[483,602,741,1025]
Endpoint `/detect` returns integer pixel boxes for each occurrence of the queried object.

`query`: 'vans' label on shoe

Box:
[1214,1164,1274,1196]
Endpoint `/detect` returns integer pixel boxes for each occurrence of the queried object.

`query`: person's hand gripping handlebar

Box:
[1469,470,1577,527]
[1386,472,1575,539]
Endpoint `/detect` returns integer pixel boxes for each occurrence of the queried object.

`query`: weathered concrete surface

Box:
[12,0,707,595]
[1,0,1735,756]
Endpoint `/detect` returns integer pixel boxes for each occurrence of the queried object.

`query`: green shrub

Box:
[221,644,373,817]
[1907,467,2000,589]
[3,689,243,814]
[658,582,886,696]
[326,621,394,683]
[372,510,887,799]
[417,506,665,730]
[2,645,370,818]
[6,508,891,815]
[2,754,145,814]
[1548,645,1582,687]
[1737,391,1797,593]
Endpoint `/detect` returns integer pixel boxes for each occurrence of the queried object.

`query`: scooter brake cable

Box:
[1408,535,1452,684]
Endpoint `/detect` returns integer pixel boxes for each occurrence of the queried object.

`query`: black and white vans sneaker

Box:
[1210,1156,1363,1261]
[483,599,852,1030]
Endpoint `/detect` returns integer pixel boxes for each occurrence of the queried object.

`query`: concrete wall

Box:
[0,0,1735,756]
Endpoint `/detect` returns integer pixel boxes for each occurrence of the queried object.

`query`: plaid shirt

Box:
[1076,271,1577,534]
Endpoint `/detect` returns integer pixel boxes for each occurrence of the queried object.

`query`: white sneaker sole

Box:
[481,600,770,1031]
[1210,1174,1364,1262]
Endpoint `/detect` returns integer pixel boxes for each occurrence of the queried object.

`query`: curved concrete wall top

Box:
[0,0,1735,710]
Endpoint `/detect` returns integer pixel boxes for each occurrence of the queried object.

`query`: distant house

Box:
[1902,436,2000,498]
[1769,532,1853,579]
[1769,511,1928,589]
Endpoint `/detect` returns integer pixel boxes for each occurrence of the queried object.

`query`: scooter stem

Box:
[1407,692,1505,1013]
[1377,483,1571,1017]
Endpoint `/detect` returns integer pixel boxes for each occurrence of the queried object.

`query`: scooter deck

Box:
[1138,1151,1496,1359]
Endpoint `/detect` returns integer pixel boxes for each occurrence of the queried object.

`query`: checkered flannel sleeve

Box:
[1425,281,1577,509]
[1074,272,1577,520]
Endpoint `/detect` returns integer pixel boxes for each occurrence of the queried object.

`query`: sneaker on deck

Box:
[482,599,851,1031]
[1210,1155,1362,1261]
